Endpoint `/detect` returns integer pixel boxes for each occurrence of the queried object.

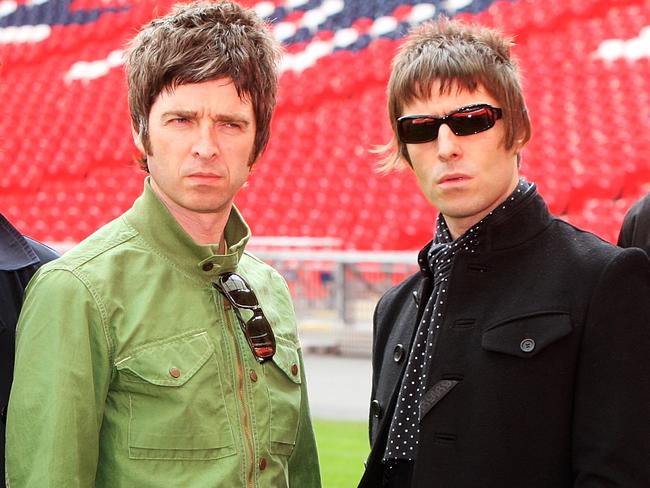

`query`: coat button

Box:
[202,262,214,272]
[250,370,258,382]
[291,364,299,376]
[393,344,405,363]
[169,367,181,378]
[259,457,267,470]
[520,338,535,353]
[370,399,381,418]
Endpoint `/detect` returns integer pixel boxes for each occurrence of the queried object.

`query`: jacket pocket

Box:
[265,336,302,456]
[115,330,236,461]
[481,312,572,358]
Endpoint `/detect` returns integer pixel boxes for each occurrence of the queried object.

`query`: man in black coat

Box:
[358,18,650,488]
[0,214,58,479]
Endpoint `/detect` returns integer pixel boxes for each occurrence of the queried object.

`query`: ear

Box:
[131,124,145,154]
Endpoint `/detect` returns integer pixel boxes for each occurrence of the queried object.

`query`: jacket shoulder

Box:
[43,216,137,273]
[551,218,627,260]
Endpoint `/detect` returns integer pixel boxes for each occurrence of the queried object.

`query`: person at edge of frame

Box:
[0,214,58,483]
[5,2,321,487]
[358,17,650,488]
[618,192,650,255]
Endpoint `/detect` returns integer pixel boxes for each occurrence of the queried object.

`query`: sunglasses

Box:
[214,272,276,363]
[397,103,503,144]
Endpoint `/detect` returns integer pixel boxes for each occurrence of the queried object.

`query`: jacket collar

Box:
[485,184,553,251]
[0,214,39,271]
[124,177,251,282]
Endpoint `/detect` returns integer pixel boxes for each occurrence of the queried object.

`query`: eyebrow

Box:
[160,110,252,125]
[160,110,196,120]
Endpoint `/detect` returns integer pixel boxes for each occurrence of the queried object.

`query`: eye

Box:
[220,121,246,131]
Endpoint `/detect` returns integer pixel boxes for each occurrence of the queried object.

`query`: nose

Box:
[437,123,462,162]
[192,123,220,161]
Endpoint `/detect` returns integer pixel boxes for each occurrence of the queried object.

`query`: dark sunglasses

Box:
[214,272,276,363]
[397,103,503,144]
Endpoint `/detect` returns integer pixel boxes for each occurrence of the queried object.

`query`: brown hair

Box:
[378,17,531,172]
[125,1,281,171]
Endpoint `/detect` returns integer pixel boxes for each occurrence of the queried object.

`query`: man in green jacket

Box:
[6,2,321,487]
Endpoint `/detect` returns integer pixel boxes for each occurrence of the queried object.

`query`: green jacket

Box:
[6,180,321,488]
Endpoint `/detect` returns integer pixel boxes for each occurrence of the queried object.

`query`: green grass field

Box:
[313,419,369,488]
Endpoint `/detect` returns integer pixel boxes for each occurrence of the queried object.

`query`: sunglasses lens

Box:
[398,116,439,144]
[448,106,497,135]
[247,314,276,359]
[220,273,259,308]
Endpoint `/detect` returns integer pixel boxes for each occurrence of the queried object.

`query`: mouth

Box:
[187,172,223,180]
[438,174,471,186]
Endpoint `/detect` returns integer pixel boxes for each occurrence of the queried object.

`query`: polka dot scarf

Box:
[383,178,531,464]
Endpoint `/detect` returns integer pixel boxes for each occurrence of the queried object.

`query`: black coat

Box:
[360,190,650,488]
[0,215,58,478]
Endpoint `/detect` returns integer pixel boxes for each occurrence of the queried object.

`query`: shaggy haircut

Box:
[125,1,281,171]
[378,18,531,172]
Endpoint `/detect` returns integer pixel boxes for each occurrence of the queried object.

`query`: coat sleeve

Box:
[572,248,650,486]
[5,268,112,487]
[287,349,322,487]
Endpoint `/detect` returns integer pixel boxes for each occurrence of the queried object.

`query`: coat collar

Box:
[485,184,554,251]
[0,214,39,271]
[124,177,251,282]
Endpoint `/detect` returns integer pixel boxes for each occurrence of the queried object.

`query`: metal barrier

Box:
[251,249,419,356]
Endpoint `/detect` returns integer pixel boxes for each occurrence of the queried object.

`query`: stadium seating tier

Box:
[1,0,650,250]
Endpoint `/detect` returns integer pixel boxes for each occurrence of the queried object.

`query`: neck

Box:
[151,181,230,247]
[445,218,475,241]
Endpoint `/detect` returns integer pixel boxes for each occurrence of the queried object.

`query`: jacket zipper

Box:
[223,301,255,488]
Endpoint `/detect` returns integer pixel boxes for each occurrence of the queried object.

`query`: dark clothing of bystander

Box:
[618,192,650,255]
[0,214,58,479]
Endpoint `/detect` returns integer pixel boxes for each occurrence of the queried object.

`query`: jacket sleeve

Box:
[287,349,322,488]
[5,268,112,487]
[572,248,650,486]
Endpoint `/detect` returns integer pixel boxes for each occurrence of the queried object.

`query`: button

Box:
[393,344,405,363]
[202,262,214,272]
[259,457,267,470]
[250,370,258,382]
[520,338,535,353]
[291,364,299,376]
[370,399,381,418]
[169,367,181,378]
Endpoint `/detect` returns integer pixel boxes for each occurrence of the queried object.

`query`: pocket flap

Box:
[271,338,302,384]
[116,331,214,386]
[481,312,572,358]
